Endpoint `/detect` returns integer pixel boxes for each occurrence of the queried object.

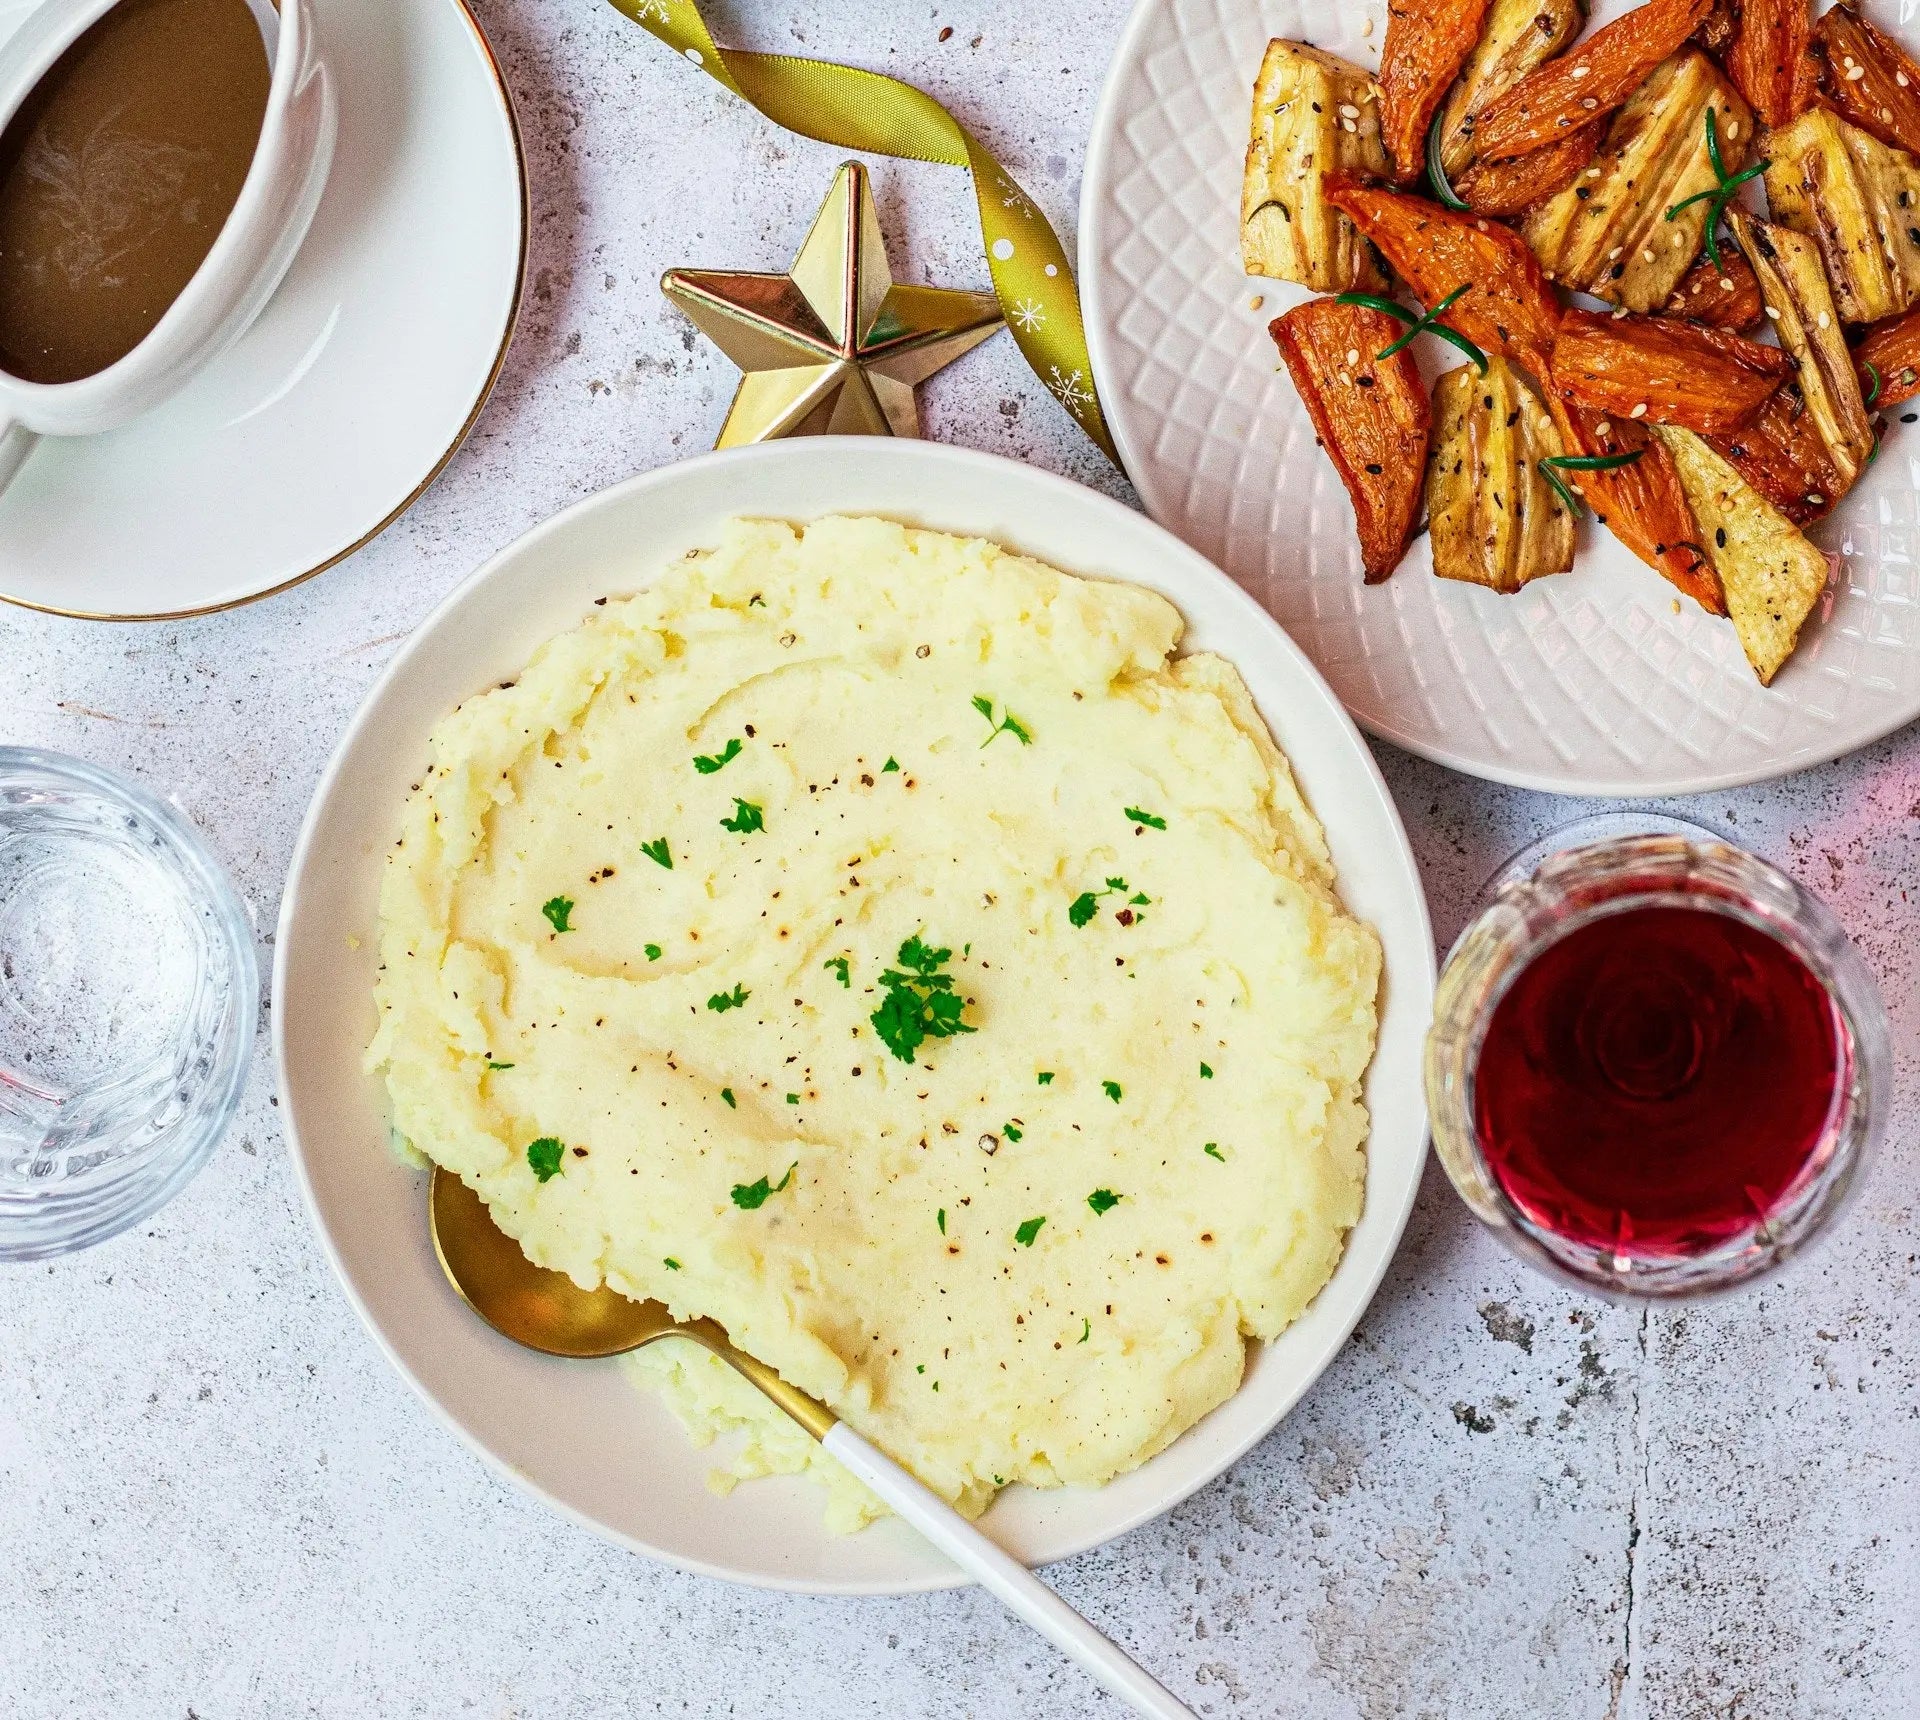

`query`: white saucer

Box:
[0,0,525,620]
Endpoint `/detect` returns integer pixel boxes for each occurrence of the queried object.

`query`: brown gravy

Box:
[0,0,270,384]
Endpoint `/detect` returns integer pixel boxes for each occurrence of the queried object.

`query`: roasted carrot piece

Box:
[1726,0,1817,129]
[1693,0,1740,56]
[1812,3,1920,159]
[1472,0,1713,161]
[1856,305,1920,410]
[1270,300,1432,583]
[1546,395,1726,612]
[1662,248,1768,332]
[1325,179,1563,375]
[1454,119,1605,215]
[1379,0,1494,180]
[1707,386,1848,525]
[1550,309,1792,436]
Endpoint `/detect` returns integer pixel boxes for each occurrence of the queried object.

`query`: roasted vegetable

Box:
[1548,396,1726,611]
[1654,426,1832,684]
[1693,0,1740,57]
[1427,358,1578,592]
[1242,42,1393,292]
[1270,299,1432,582]
[1855,305,1920,410]
[1381,0,1493,181]
[1726,0,1816,130]
[1471,0,1714,162]
[1811,3,1920,160]
[1525,51,1755,312]
[1327,179,1564,374]
[1455,121,1605,215]
[1764,106,1920,324]
[1724,211,1876,490]
[1707,385,1848,524]
[1662,246,1768,330]
[1436,0,1588,177]
[1550,307,1791,435]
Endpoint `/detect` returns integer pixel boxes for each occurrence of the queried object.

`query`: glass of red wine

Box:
[1426,815,1889,1297]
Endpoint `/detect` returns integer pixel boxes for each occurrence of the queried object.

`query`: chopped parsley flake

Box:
[882,757,900,773]
[1102,1080,1123,1103]
[785,1093,800,1105]
[1037,1071,1055,1085]
[693,737,743,774]
[731,1163,796,1210]
[870,935,976,1064]
[1079,1318,1091,1343]
[1124,807,1167,830]
[824,956,851,988]
[486,1060,514,1070]
[707,984,749,1013]
[645,944,662,962]
[1087,1188,1121,1214]
[721,1087,736,1108]
[1070,877,1148,928]
[541,896,574,933]
[1003,1122,1024,1143]
[972,694,1033,748]
[1014,1216,1046,1247]
[526,1137,565,1182]
[1199,1061,1213,1079]
[1204,1142,1225,1162]
[720,798,765,834]
[937,1207,946,1234]
[917,1363,926,1374]
[664,1257,682,1270]
[641,837,672,869]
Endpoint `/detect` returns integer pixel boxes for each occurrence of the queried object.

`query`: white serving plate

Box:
[1082,0,1920,796]
[273,438,1434,1594]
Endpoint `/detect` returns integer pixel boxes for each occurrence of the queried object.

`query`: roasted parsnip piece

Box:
[1662,246,1767,330]
[1725,0,1816,130]
[1764,107,1920,324]
[1525,51,1755,313]
[1550,308,1791,436]
[1326,179,1564,374]
[1548,397,1726,612]
[1708,386,1848,525]
[1653,426,1832,684]
[1428,358,1577,592]
[1855,305,1920,410]
[1242,42,1393,292]
[1811,3,1920,160]
[1471,0,1713,162]
[1270,300,1432,582]
[1724,211,1876,490]
[1381,0,1493,181]
[1436,0,1588,177]
[1456,122,1605,216]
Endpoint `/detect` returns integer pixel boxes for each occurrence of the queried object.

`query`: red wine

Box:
[1473,904,1844,1257]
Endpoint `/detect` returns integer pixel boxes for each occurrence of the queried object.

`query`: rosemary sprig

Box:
[1426,110,1469,212]
[1664,108,1769,271]
[1864,361,1883,410]
[1334,284,1489,374]
[1539,448,1646,517]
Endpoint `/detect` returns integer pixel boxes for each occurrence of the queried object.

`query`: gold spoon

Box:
[430,1168,1193,1720]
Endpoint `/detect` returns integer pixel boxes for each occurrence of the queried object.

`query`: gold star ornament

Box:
[662,161,1003,446]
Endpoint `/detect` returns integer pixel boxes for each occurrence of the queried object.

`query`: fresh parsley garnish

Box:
[882,757,900,773]
[1069,877,1147,928]
[785,1093,800,1105]
[644,943,662,962]
[720,798,764,834]
[870,935,976,1064]
[1124,807,1166,830]
[972,695,1032,748]
[663,1257,682,1270]
[720,1087,736,1108]
[707,984,749,1013]
[1037,1071,1055,1085]
[731,1163,795,1210]
[937,1207,947,1234]
[1204,1142,1225,1162]
[693,737,743,774]
[1079,1318,1091,1343]
[487,1060,514,1070]
[1003,1122,1024,1143]
[541,896,574,933]
[1102,1080,1122,1103]
[641,837,672,869]
[1199,1062,1213,1079]
[526,1137,565,1182]
[1087,1188,1121,1215]
[824,956,851,988]
[1014,1216,1046,1247]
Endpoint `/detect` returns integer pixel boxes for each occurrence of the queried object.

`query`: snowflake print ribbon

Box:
[605,0,1120,467]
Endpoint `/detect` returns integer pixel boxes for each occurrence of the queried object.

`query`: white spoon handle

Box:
[821,1424,1196,1720]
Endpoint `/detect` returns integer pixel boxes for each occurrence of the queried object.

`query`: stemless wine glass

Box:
[1426,814,1890,1297]
[0,748,256,1260]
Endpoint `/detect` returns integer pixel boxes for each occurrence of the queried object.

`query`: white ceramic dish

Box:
[273,438,1435,1595]
[1082,0,1920,797]
[0,0,524,620]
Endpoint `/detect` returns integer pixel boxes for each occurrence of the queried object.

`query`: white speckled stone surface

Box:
[4,2,1918,1715]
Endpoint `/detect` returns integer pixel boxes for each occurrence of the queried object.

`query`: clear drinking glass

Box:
[0,748,256,1260]
[1426,814,1890,1297]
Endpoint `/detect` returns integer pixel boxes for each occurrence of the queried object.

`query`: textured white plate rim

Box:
[274,437,1435,1594]
[1079,0,1920,799]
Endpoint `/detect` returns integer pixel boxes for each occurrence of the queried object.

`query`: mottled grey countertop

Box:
[5,2,1918,1716]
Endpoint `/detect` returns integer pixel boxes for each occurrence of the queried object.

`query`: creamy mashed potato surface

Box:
[369,515,1380,1521]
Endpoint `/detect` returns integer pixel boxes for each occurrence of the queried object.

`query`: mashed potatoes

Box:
[369,515,1380,1521]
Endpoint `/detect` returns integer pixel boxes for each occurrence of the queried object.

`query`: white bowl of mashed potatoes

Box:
[275,439,1433,1594]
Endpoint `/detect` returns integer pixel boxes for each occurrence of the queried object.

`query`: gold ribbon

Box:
[604,0,1119,467]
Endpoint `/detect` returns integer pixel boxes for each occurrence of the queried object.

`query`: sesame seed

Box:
[1767,306,1782,319]
[1571,64,1589,79]
[1630,402,1648,419]
[1582,96,1598,109]
[1608,246,1624,260]
[1848,64,1868,82]
[1339,103,1360,120]
[1818,310,1832,329]
[1346,348,1361,367]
